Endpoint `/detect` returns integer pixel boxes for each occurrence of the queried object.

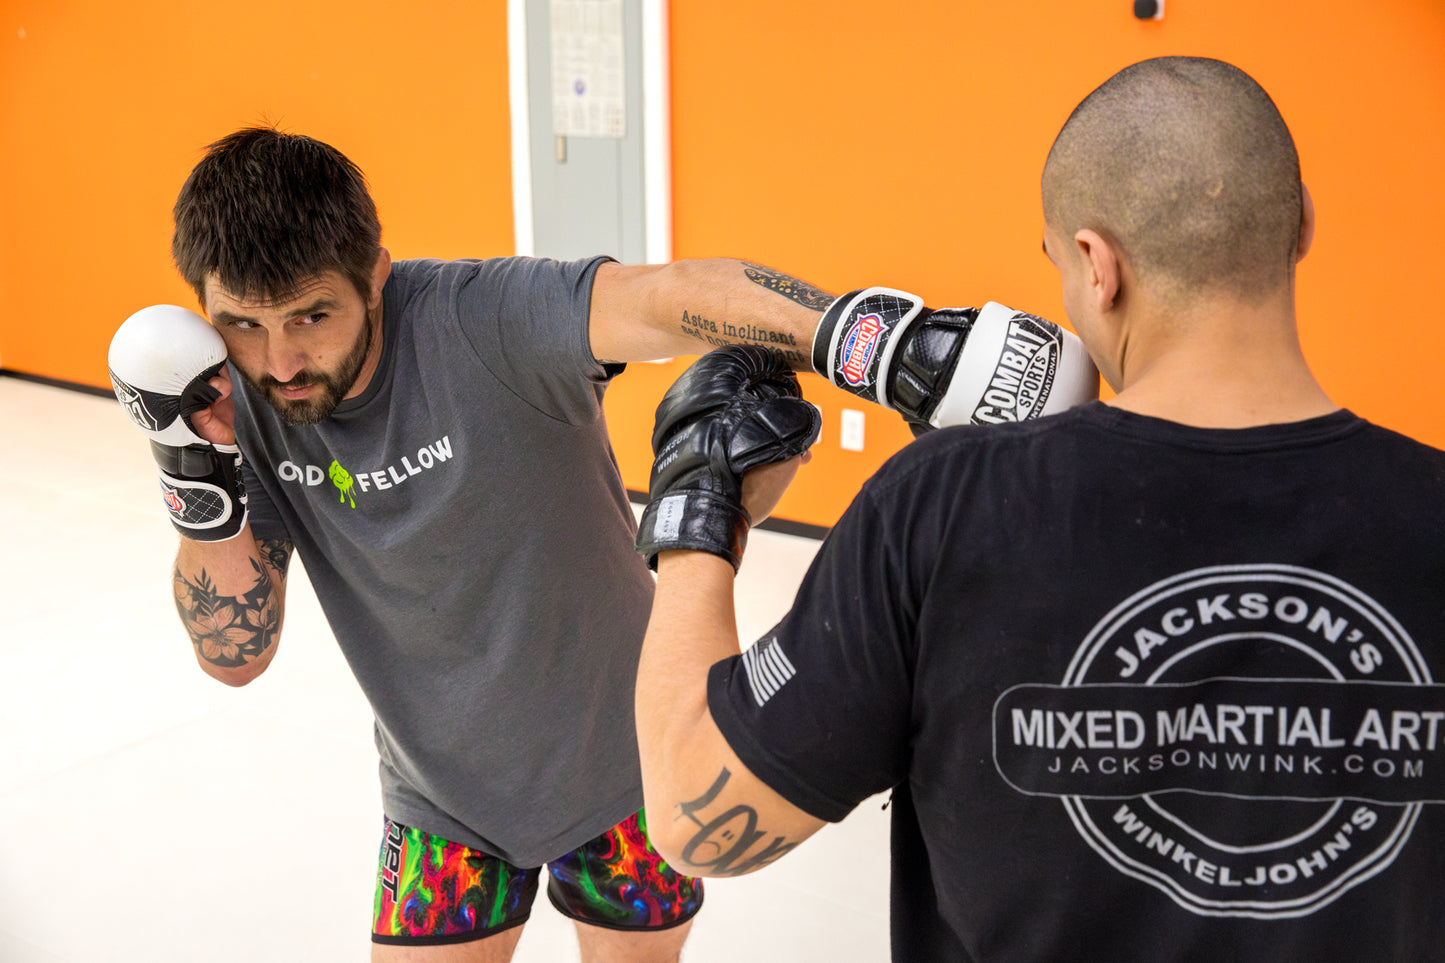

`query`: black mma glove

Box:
[812,288,1099,435]
[636,345,821,571]
[108,304,249,541]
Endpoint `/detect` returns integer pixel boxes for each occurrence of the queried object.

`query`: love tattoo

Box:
[672,767,800,877]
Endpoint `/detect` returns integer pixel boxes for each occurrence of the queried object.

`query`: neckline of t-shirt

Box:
[1080,401,1363,452]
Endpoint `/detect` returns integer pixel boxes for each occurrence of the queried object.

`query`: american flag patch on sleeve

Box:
[741,636,797,707]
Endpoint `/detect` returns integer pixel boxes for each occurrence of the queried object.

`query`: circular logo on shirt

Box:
[992,564,1440,918]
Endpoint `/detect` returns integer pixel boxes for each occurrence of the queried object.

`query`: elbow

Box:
[647,821,693,875]
[195,643,278,687]
[640,771,716,875]
[653,258,724,297]
[639,778,692,872]
[199,662,266,687]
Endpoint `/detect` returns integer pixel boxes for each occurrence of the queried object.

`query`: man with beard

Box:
[104,125,844,963]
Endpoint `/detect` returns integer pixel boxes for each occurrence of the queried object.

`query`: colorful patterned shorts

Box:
[372,810,703,947]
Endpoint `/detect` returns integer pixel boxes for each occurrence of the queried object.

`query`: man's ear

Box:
[1297,183,1315,263]
[1074,229,1120,312]
[369,247,392,308]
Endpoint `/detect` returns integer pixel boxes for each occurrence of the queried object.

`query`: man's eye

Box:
[298,313,326,326]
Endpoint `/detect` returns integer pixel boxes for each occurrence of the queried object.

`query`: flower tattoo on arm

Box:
[173,538,290,668]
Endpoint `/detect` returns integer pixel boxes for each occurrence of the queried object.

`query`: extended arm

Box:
[590,261,1100,433]
[588,259,832,368]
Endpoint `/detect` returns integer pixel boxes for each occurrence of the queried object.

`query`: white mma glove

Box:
[812,288,1099,433]
[108,304,248,541]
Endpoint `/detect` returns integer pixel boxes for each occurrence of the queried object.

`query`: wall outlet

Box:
[840,408,865,451]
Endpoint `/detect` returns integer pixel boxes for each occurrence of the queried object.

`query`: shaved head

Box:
[1042,57,1302,303]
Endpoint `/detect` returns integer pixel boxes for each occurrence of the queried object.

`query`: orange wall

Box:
[3,2,1443,531]
[0,1,516,382]
[648,0,1445,528]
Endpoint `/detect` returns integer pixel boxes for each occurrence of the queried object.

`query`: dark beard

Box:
[242,311,375,426]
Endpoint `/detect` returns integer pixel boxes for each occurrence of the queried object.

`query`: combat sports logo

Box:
[961,310,1062,426]
[828,290,910,407]
[839,311,885,388]
[992,564,1443,919]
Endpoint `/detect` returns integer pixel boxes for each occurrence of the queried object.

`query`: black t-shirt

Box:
[710,403,1445,962]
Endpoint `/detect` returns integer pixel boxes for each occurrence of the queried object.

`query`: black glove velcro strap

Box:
[636,489,751,572]
[150,440,248,541]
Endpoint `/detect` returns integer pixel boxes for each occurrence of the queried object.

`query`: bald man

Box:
[633,57,1445,961]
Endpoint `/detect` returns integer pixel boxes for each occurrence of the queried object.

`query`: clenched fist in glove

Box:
[813,288,1099,434]
[636,345,821,572]
[109,304,248,541]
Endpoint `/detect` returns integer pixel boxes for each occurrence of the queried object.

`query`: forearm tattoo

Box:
[676,309,810,367]
[259,538,292,578]
[173,538,290,668]
[672,767,800,876]
[672,264,828,365]
[743,263,834,311]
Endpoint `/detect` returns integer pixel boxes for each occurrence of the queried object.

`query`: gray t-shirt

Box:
[231,256,655,866]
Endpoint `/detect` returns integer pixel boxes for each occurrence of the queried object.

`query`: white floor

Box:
[0,376,891,963]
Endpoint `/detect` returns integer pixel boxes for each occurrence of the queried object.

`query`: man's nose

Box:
[266,334,307,383]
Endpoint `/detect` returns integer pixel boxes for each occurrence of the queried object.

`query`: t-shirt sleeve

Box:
[238,453,288,541]
[445,255,619,424]
[707,475,927,823]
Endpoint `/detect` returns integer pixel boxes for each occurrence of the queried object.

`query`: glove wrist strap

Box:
[636,490,751,573]
[149,441,249,542]
[811,287,928,409]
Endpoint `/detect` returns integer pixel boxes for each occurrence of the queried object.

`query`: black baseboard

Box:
[1,370,831,541]
[1,368,113,398]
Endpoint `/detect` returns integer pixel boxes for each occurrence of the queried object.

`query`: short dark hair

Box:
[1042,57,1302,302]
[172,126,382,305]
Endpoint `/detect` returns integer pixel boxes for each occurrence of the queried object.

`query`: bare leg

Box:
[371,926,525,963]
[574,919,694,963]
